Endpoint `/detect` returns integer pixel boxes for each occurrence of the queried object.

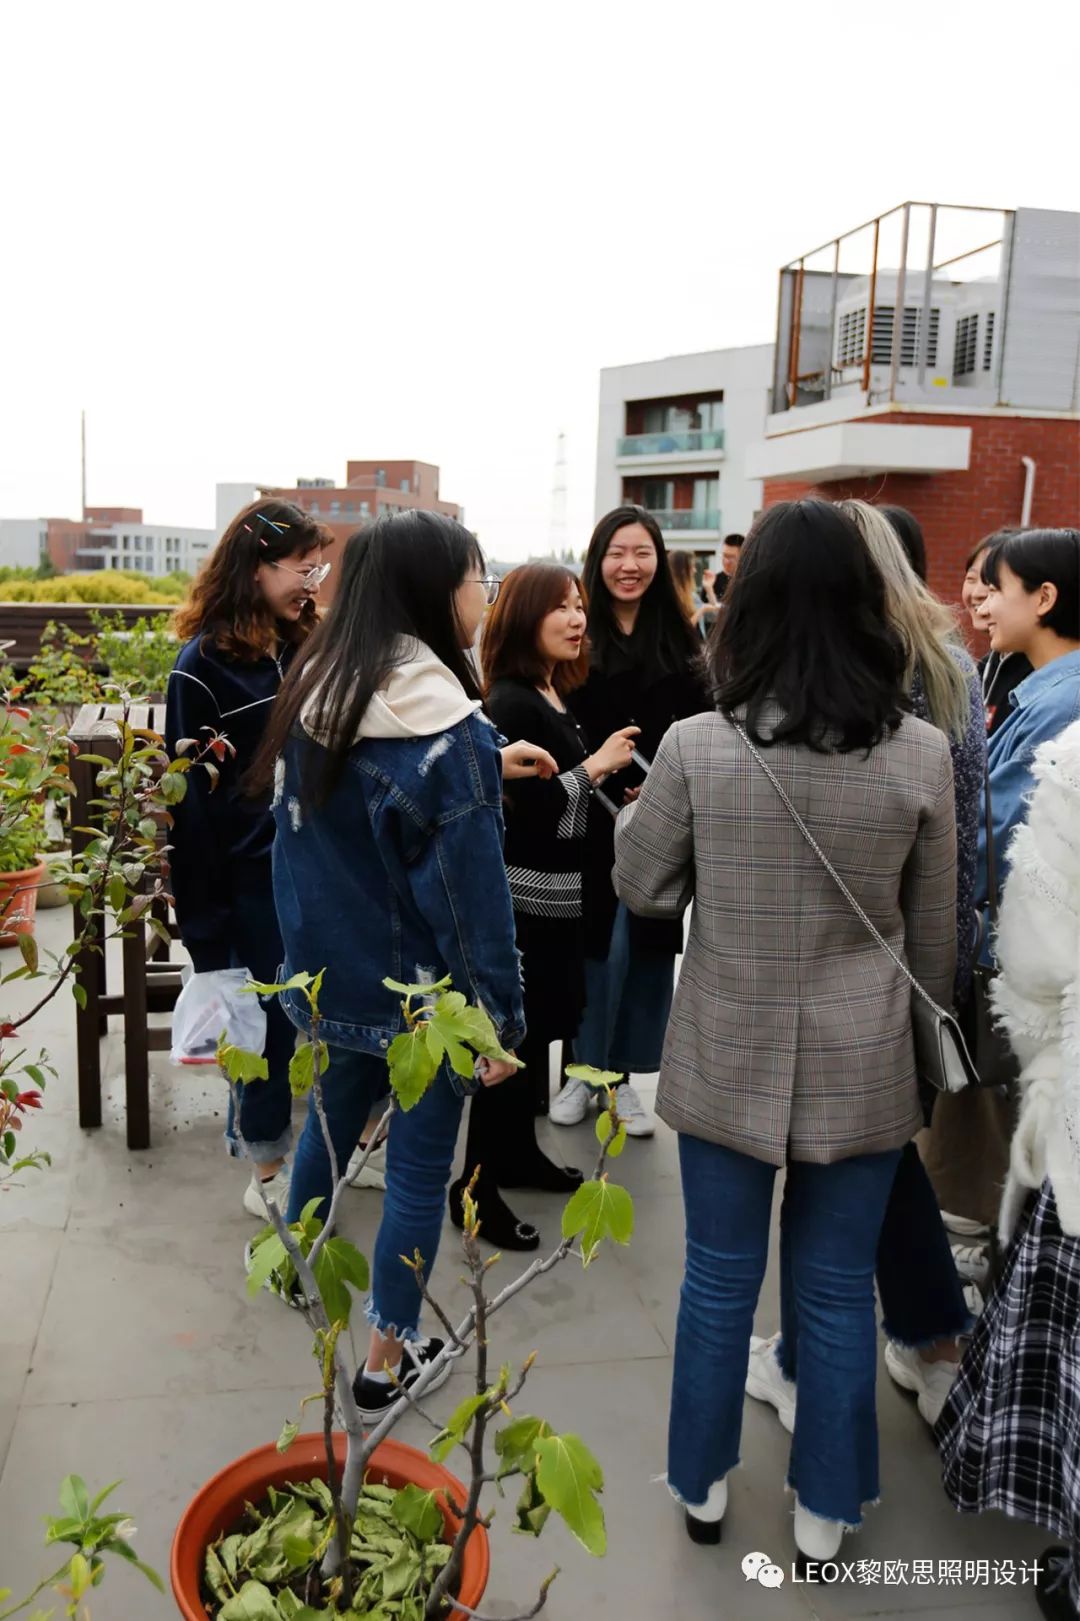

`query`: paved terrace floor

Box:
[0,909,1047,1620]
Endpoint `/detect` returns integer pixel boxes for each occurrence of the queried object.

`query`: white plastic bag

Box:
[169,967,267,1066]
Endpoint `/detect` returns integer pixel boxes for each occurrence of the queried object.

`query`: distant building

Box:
[747,202,1080,596]
[0,507,214,576]
[595,345,773,560]
[215,462,464,598]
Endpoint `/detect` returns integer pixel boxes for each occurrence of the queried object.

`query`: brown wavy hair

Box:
[173,498,331,660]
[480,562,589,699]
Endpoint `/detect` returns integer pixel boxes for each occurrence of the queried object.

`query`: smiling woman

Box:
[165,498,331,1211]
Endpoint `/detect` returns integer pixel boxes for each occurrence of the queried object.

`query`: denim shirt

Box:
[977,648,1080,958]
[271,710,526,1055]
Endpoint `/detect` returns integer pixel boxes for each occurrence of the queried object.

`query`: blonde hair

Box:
[838,500,971,742]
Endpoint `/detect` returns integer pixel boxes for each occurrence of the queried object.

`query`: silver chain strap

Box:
[729,717,947,1019]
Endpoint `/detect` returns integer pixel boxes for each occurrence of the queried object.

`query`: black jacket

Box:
[164,635,295,970]
[569,644,709,957]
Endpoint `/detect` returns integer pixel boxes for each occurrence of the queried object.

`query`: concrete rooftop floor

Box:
[0,908,1048,1620]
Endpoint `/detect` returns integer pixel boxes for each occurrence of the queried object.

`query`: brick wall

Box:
[762,413,1080,603]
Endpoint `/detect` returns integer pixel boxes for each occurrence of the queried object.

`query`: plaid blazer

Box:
[613,709,957,1165]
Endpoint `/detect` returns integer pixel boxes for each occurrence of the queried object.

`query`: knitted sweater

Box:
[993,717,1080,1241]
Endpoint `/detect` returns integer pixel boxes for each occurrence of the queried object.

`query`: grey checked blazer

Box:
[613,709,957,1165]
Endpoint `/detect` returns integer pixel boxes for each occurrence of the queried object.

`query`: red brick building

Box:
[748,203,1080,602]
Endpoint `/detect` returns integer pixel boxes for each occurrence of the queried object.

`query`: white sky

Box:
[1,0,1076,562]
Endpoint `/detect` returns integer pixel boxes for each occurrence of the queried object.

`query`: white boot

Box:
[794,1498,843,1567]
[683,1476,727,1544]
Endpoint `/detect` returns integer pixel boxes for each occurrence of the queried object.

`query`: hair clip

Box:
[254,512,290,535]
[242,522,253,534]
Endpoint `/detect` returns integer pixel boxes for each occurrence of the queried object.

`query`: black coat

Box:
[569,647,709,958]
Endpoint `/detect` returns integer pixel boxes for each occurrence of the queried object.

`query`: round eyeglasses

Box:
[271,559,333,590]
[478,575,501,606]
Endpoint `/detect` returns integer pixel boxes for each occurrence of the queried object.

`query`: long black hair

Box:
[581,506,701,677]
[712,499,906,753]
[881,506,928,583]
[981,527,1080,639]
[253,509,485,805]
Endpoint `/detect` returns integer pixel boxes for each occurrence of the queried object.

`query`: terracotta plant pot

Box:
[0,861,46,946]
[171,1434,490,1621]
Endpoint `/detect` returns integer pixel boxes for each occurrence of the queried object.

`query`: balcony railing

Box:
[651,509,721,532]
[617,429,725,457]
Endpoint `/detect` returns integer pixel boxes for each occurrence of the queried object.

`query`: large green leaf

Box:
[560,1177,633,1263]
[245,1233,289,1298]
[534,1432,606,1555]
[218,1042,269,1086]
[218,1580,284,1619]
[494,1414,550,1479]
[58,1475,90,1522]
[386,1029,437,1111]
[429,1390,486,1462]
[382,973,452,997]
[424,1017,474,1079]
[565,1063,623,1088]
[288,1040,328,1098]
[390,1483,443,1544]
[512,1469,552,1537]
[244,972,312,996]
[311,1236,369,1326]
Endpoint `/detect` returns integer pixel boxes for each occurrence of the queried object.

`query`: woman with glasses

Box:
[166,498,331,1215]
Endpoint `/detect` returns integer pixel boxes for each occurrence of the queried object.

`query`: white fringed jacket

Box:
[993,717,1080,1241]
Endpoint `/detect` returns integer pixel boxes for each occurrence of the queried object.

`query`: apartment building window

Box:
[400,479,410,492]
[953,314,979,378]
[641,480,674,511]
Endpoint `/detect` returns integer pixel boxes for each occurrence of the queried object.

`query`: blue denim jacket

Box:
[271,710,526,1055]
[977,648,1080,958]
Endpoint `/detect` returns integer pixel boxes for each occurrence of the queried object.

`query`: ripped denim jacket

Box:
[271,710,526,1055]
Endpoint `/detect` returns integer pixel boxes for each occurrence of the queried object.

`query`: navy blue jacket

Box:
[273,711,526,1056]
[165,635,293,971]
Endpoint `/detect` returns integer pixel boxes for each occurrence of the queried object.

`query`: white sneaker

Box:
[951,1242,991,1287]
[243,1164,290,1220]
[942,1210,990,1241]
[963,1281,984,1318]
[884,1340,960,1426]
[615,1083,654,1138]
[346,1138,387,1190]
[745,1333,796,1433]
[549,1077,592,1127]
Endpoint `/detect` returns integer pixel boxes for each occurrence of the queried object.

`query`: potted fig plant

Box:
[172,971,634,1621]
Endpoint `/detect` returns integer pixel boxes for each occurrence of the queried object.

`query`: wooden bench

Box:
[69,702,183,1149]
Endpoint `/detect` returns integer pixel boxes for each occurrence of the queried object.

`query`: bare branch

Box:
[309,1096,396,1267]
[450,1569,560,1619]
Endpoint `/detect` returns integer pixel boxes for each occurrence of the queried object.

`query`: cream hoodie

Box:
[300,639,482,744]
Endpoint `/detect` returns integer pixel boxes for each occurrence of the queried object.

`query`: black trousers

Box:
[460,1028,551,1185]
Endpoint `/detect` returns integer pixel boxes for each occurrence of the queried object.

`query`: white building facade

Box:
[595,343,773,556]
[78,522,215,576]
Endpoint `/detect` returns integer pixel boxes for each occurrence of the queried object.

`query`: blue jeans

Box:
[574,904,675,1075]
[286,1048,457,1341]
[223,867,295,1163]
[875,1142,975,1346]
[669,1135,900,1527]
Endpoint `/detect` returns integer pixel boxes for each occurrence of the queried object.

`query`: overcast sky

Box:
[1,1,1076,562]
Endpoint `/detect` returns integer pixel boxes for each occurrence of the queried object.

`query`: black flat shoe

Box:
[448,1178,540,1252]
[684,1510,722,1545]
[499,1154,585,1195]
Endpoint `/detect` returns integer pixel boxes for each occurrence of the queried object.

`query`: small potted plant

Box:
[171,972,633,1620]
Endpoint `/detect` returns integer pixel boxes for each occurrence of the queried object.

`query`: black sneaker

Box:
[1037,1547,1079,1621]
[352,1337,451,1425]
